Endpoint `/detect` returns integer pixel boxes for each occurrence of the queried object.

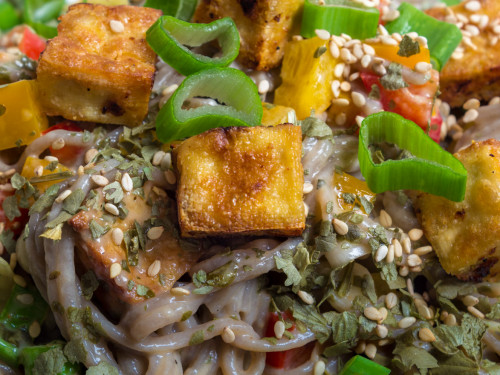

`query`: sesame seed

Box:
[467,305,485,319]
[414,246,433,256]
[463,98,480,110]
[386,244,395,263]
[29,321,41,338]
[258,79,270,94]
[385,292,398,309]
[416,302,432,320]
[313,360,326,375]
[165,170,176,185]
[78,166,84,176]
[445,313,457,326]
[407,278,415,296]
[399,265,409,277]
[334,63,345,78]
[171,287,191,296]
[329,40,340,58]
[17,293,34,305]
[315,29,330,40]
[464,0,481,12]
[415,61,432,74]
[489,96,500,106]
[44,155,58,162]
[121,172,133,192]
[304,202,309,217]
[382,9,400,22]
[333,218,349,235]
[55,189,72,203]
[85,148,98,164]
[162,84,178,97]
[331,35,346,47]
[340,81,351,92]
[410,265,423,273]
[375,245,389,263]
[147,226,164,240]
[292,35,303,42]
[419,327,436,342]
[91,175,109,187]
[355,340,366,354]
[111,228,124,246]
[392,238,402,258]
[152,151,166,166]
[376,324,388,338]
[349,72,360,81]
[378,24,389,36]
[340,33,352,41]
[34,165,43,177]
[351,92,366,107]
[461,295,480,308]
[298,290,315,305]
[408,228,423,241]
[51,138,65,150]
[222,326,236,343]
[364,306,382,321]
[493,25,500,35]
[463,108,479,123]
[378,307,388,323]
[103,203,118,216]
[110,263,122,279]
[402,236,412,254]
[465,24,480,37]
[110,20,125,33]
[303,182,314,194]
[353,44,364,59]
[332,98,350,107]
[361,54,372,68]
[343,63,351,78]
[340,48,354,63]
[365,343,377,359]
[379,209,392,228]
[0,242,3,256]
[372,62,387,76]
[147,260,161,277]
[9,253,16,270]
[398,316,416,329]
[13,274,27,288]
[440,311,449,321]
[274,321,285,339]
[451,50,464,60]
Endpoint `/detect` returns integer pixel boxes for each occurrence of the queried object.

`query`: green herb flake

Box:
[103,181,124,204]
[81,270,99,301]
[342,192,356,204]
[181,311,193,321]
[45,161,59,171]
[299,116,333,139]
[292,301,330,344]
[358,196,374,214]
[136,284,155,299]
[127,280,135,291]
[86,361,119,375]
[398,34,420,57]
[0,229,16,253]
[189,330,205,346]
[313,46,327,58]
[2,195,20,221]
[392,341,438,373]
[329,311,359,343]
[380,62,408,91]
[89,220,110,239]
[275,250,302,287]
[62,189,85,215]
[192,285,214,295]
[368,84,380,100]
[32,346,67,375]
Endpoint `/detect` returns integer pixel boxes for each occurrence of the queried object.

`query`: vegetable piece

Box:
[0,189,29,236]
[146,16,239,76]
[0,1,20,31]
[274,37,337,120]
[367,42,430,70]
[334,172,375,214]
[358,112,467,202]
[41,122,84,163]
[385,2,462,71]
[21,156,70,193]
[0,338,18,368]
[144,0,197,21]
[339,355,390,375]
[301,0,379,40]
[21,344,82,375]
[156,67,262,142]
[261,103,295,126]
[0,80,48,151]
[18,27,46,60]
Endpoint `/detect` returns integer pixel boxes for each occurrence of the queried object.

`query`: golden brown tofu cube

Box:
[426,0,500,107]
[174,124,305,237]
[36,4,161,126]
[69,183,201,304]
[193,0,303,71]
[412,139,500,281]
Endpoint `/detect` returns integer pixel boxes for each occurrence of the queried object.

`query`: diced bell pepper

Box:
[21,156,69,194]
[367,42,431,69]
[261,103,295,126]
[334,172,375,214]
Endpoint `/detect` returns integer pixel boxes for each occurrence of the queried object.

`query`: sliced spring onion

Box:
[0,1,20,31]
[301,0,379,40]
[146,16,240,76]
[339,355,391,375]
[23,0,64,38]
[385,2,462,71]
[156,67,262,143]
[358,112,467,202]
[144,0,197,22]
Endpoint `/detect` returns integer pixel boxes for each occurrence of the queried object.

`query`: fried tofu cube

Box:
[174,124,305,237]
[69,182,201,305]
[36,4,161,126]
[193,0,303,71]
[426,0,500,107]
[412,140,500,281]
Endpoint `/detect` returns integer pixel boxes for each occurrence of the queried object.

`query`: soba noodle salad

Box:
[1,0,500,374]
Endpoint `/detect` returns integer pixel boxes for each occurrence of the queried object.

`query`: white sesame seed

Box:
[161,152,172,170]
[489,96,500,106]
[451,50,464,60]
[398,316,416,329]
[410,265,423,273]
[361,54,372,68]
[382,9,400,22]
[407,278,415,296]
[340,81,351,92]
[110,263,122,279]
[313,360,326,375]
[402,236,412,254]
[414,246,433,256]
[392,238,402,258]
[355,340,366,354]
[340,33,352,41]
[329,40,340,58]
[378,307,388,323]
[465,24,480,37]
[9,253,16,270]
[445,313,457,326]
[415,61,432,74]
[292,35,303,42]
[78,166,84,176]
[332,98,350,107]
[379,209,392,228]
[222,326,236,343]
[13,275,26,288]
[386,244,395,263]
[463,108,479,123]
[364,306,382,321]
[258,79,270,94]
[376,324,388,338]
[55,189,72,203]
[464,0,481,12]
[399,265,409,277]
[304,202,309,217]
[355,115,365,127]
[274,321,285,339]
[493,25,500,35]
[147,226,164,240]
[378,24,389,36]
[416,302,432,320]
[463,295,479,307]
[91,175,109,187]
[298,290,315,305]
[333,218,349,236]
[467,305,485,319]
[408,228,423,241]
[147,260,161,277]
[375,245,389,263]
[315,29,330,40]
[152,150,166,166]
[51,138,65,150]
[353,44,364,59]
[85,148,98,164]
[372,62,386,76]
[381,35,398,46]
[419,327,436,342]
[165,170,176,185]
[29,321,41,338]
[478,14,489,29]
[365,343,377,359]
[463,98,480,110]
[121,172,133,192]
[351,92,366,107]
[111,228,124,246]
[110,19,125,33]
[335,113,347,126]
[334,63,345,78]
[104,203,119,216]
[34,165,44,177]
[303,182,314,194]
[349,72,360,81]
[385,292,398,309]
[17,293,34,305]
[162,84,179,97]
[340,48,353,63]
[171,287,191,296]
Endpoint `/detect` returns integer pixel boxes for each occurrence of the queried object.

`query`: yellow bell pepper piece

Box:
[21,156,70,194]
[334,172,375,214]
[0,80,48,151]
[367,42,431,69]
[261,103,295,126]
[275,37,338,120]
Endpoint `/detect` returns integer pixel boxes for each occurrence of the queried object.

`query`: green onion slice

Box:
[0,1,20,32]
[144,0,197,22]
[358,112,467,202]
[156,67,263,143]
[385,2,462,71]
[146,15,240,76]
[339,355,391,375]
[301,0,379,40]
[23,0,64,38]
